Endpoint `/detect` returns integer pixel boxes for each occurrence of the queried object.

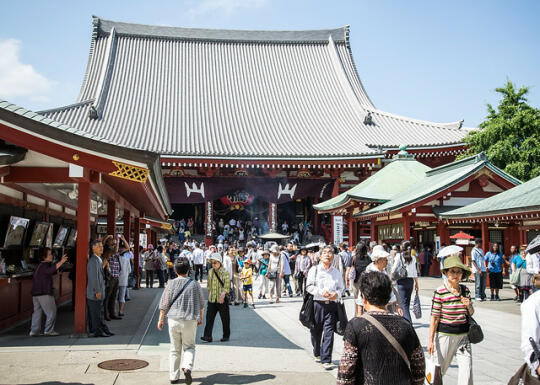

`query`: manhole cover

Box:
[98,359,149,371]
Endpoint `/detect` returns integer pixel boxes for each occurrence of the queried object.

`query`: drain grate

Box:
[98,359,149,371]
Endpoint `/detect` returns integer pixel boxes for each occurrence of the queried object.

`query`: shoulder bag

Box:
[168,278,193,314]
[510,267,522,286]
[299,267,318,329]
[460,284,484,344]
[335,299,348,336]
[391,254,408,281]
[362,312,410,371]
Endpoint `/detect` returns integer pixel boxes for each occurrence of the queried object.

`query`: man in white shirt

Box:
[521,290,540,377]
[192,243,205,282]
[526,252,540,293]
[471,239,487,301]
[306,246,344,371]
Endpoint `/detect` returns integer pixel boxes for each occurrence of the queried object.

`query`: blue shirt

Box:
[486,252,504,273]
[509,253,519,273]
[513,255,527,269]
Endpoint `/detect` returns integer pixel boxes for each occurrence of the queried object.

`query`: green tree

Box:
[460,80,540,181]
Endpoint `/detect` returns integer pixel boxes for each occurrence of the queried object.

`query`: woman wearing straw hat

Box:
[427,254,474,385]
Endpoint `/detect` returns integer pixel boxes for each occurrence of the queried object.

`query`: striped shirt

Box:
[109,254,121,278]
[207,268,230,303]
[431,284,471,335]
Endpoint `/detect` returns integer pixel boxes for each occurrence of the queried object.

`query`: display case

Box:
[66,228,77,248]
[53,226,69,248]
[28,222,50,248]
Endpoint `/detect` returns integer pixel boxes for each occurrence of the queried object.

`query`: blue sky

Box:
[1,0,539,128]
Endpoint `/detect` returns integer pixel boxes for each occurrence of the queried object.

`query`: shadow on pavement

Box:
[143,288,302,350]
[195,373,275,384]
[21,383,93,385]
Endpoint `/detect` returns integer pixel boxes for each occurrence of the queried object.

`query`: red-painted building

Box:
[40,17,471,245]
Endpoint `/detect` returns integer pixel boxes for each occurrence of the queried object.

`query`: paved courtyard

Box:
[0,277,524,384]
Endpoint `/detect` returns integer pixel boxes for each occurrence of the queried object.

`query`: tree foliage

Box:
[459,80,540,181]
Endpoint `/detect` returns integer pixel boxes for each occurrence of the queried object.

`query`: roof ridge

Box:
[37,100,94,115]
[92,16,349,43]
[367,107,465,130]
[425,152,486,176]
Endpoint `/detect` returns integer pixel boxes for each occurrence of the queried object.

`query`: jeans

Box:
[203,302,230,340]
[282,274,293,295]
[157,269,166,287]
[474,272,487,300]
[311,301,337,364]
[146,270,155,288]
[396,278,414,323]
[168,318,197,381]
[421,263,431,277]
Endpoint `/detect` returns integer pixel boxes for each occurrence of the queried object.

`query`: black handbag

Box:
[335,301,348,336]
[267,270,278,280]
[299,290,315,329]
[460,285,483,344]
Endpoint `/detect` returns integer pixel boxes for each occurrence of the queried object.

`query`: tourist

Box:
[117,236,132,316]
[509,245,520,300]
[520,287,540,378]
[231,247,243,305]
[29,248,68,336]
[346,241,371,299]
[156,246,168,288]
[143,244,155,288]
[104,239,121,320]
[204,245,216,275]
[485,242,504,301]
[280,242,295,297]
[294,246,311,295]
[158,257,204,385]
[338,242,352,296]
[512,247,532,302]
[201,253,230,343]
[192,243,204,282]
[337,271,425,385]
[391,240,419,323]
[526,251,540,293]
[419,244,432,277]
[267,245,283,304]
[240,259,255,308]
[305,245,344,370]
[427,254,474,385]
[257,249,270,299]
[471,238,487,301]
[355,245,401,317]
[86,239,113,337]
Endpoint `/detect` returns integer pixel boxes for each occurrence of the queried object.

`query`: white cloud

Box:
[0,39,54,102]
[188,0,267,19]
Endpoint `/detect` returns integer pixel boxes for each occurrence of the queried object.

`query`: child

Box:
[241,259,255,308]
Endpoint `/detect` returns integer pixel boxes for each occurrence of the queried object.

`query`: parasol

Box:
[526,235,540,255]
[437,245,463,259]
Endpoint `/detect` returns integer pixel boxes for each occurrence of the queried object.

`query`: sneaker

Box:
[29,331,41,337]
[44,331,60,336]
[200,336,212,342]
[322,362,333,370]
[314,356,321,363]
[243,303,248,308]
[490,295,495,301]
[252,304,255,309]
[496,295,501,301]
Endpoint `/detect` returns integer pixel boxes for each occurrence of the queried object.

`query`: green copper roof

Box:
[440,174,540,219]
[314,152,430,212]
[355,152,521,217]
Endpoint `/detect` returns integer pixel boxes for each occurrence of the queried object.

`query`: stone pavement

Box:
[0,276,525,384]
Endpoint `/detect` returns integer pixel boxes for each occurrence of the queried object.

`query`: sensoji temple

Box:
[0,16,480,332]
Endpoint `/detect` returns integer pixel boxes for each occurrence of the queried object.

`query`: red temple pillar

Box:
[123,209,131,242]
[204,200,213,246]
[146,227,152,246]
[403,214,411,241]
[74,181,90,334]
[348,215,355,246]
[481,222,489,255]
[370,221,377,243]
[269,202,277,232]
[107,199,116,236]
[133,217,140,289]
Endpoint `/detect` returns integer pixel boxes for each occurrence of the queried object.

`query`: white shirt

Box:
[223,255,233,279]
[306,264,345,302]
[118,251,132,286]
[356,263,397,305]
[229,218,236,227]
[391,253,418,279]
[192,247,205,265]
[521,290,540,372]
[526,253,540,275]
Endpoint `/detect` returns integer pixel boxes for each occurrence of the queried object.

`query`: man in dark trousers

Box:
[86,239,113,337]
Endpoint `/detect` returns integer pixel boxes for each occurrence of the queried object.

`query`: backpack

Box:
[354,255,371,283]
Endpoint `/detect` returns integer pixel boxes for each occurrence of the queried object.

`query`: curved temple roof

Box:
[40,17,470,160]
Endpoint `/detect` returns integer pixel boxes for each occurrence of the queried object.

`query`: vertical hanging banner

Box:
[205,201,213,245]
[333,215,344,245]
[269,203,277,232]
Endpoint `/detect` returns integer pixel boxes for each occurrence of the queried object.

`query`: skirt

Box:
[489,272,503,289]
